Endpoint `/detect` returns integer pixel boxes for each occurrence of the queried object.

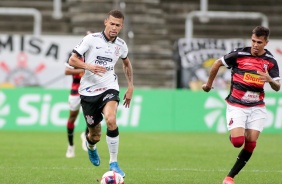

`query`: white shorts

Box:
[226,104,267,132]
[68,95,81,111]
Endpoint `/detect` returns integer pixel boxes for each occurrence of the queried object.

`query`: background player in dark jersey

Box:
[65,30,93,158]
[202,26,280,184]
[65,59,86,158]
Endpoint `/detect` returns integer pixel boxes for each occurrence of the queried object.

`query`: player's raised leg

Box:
[86,124,101,166]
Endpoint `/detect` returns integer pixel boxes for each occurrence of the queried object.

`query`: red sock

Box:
[67,121,75,129]
[231,136,245,148]
[244,141,256,152]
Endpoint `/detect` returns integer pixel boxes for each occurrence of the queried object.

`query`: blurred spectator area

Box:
[1,0,282,88]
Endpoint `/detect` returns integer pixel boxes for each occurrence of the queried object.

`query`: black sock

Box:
[67,128,74,146]
[86,133,96,145]
[106,127,119,137]
[228,149,253,178]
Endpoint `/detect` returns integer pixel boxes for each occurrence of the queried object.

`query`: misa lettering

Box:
[0,35,59,60]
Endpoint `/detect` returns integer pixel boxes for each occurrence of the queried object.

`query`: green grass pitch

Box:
[0,131,281,184]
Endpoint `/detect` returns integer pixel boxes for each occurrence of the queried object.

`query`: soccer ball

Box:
[100,171,124,184]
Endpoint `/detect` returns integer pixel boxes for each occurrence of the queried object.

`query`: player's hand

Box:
[202,84,213,92]
[257,69,271,82]
[86,64,106,76]
[123,86,134,108]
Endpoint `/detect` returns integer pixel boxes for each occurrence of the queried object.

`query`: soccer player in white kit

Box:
[68,10,134,178]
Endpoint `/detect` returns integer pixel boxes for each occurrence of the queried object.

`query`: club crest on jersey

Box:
[243,72,263,84]
[263,64,268,71]
[115,46,120,56]
[86,115,94,125]
[229,118,233,126]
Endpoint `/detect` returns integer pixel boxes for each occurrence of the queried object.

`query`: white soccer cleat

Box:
[80,132,88,151]
[66,145,75,158]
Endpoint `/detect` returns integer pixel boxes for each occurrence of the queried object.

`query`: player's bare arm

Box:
[257,69,281,91]
[202,58,224,92]
[269,80,280,91]
[69,52,106,76]
[122,57,134,108]
[65,67,84,75]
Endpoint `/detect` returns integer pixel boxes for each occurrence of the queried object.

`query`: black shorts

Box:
[80,89,120,127]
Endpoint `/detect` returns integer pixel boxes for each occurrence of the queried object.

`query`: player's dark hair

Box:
[108,10,124,20]
[252,26,270,40]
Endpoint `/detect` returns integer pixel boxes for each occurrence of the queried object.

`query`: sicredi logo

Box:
[13,93,142,128]
[0,91,10,128]
[16,94,69,126]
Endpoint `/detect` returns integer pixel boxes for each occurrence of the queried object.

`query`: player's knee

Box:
[68,116,76,123]
[89,135,101,144]
[244,141,256,153]
[105,115,116,127]
[231,136,245,148]
[89,133,101,143]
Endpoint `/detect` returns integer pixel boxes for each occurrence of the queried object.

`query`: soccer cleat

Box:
[86,141,100,166]
[66,145,75,158]
[222,176,235,184]
[80,132,88,152]
[109,162,125,178]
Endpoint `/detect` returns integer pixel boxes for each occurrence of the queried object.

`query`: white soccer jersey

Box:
[73,31,128,96]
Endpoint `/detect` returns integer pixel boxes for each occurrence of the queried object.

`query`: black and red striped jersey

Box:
[222,47,280,107]
[70,73,82,95]
[66,56,84,96]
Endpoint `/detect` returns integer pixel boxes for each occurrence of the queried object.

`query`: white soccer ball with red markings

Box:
[100,171,124,184]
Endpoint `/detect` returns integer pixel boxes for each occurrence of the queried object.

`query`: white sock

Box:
[106,135,119,163]
[86,140,96,151]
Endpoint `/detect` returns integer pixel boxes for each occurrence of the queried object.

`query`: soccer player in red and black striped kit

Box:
[65,56,87,158]
[202,26,280,184]
[65,31,93,158]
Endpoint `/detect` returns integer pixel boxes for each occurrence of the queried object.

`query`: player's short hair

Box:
[252,26,270,40]
[108,10,124,20]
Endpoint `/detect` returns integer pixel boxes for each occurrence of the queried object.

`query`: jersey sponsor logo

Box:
[95,56,113,66]
[105,66,114,71]
[95,87,107,92]
[92,34,102,38]
[96,56,112,62]
[238,52,251,55]
[242,91,260,103]
[243,72,263,84]
[85,87,107,92]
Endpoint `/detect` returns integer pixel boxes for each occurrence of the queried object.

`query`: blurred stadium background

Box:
[1,1,282,183]
[1,0,282,89]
